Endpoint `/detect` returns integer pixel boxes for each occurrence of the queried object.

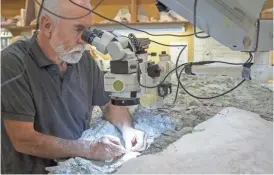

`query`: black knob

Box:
[81,29,96,44]
[150,52,157,57]
[147,63,161,78]
[130,65,137,69]
[93,29,104,37]
[161,51,167,54]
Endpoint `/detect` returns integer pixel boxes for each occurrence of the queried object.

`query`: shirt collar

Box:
[29,32,55,68]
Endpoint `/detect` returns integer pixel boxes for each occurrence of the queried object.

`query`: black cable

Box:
[34,0,104,20]
[193,0,210,39]
[136,45,188,89]
[36,0,45,31]
[162,63,187,82]
[122,34,188,92]
[35,0,208,49]
[187,53,253,66]
[133,43,252,90]
[241,20,260,53]
[245,52,253,63]
[150,40,189,47]
[174,49,253,100]
[69,0,204,37]
[35,0,203,48]
[35,0,204,38]
[1,0,104,87]
[173,67,185,105]
[1,0,190,87]
[88,0,105,12]
[121,34,188,47]
[1,0,254,93]
[135,47,252,100]
[59,1,253,100]
[137,62,188,89]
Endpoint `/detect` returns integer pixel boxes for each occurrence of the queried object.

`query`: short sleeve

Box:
[89,56,110,106]
[1,52,36,122]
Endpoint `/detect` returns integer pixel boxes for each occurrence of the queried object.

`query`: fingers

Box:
[131,133,147,152]
[125,138,133,152]
[104,147,121,158]
[104,153,114,161]
[106,140,126,154]
[141,134,148,151]
[101,135,126,155]
[103,135,121,145]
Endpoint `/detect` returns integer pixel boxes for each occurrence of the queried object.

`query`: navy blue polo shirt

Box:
[1,33,110,174]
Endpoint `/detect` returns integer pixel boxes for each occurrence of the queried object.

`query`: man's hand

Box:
[87,135,126,161]
[100,102,147,152]
[122,127,147,152]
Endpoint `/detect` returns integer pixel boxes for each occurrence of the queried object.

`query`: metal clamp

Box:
[242,62,253,80]
[185,63,196,75]
[158,83,172,97]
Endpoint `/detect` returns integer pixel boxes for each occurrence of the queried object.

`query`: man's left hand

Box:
[122,127,147,152]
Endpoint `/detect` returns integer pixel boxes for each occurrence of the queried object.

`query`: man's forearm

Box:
[101,102,133,132]
[15,131,90,159]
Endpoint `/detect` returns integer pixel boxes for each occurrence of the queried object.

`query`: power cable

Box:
[40,0,256,100]
[34,0,104,20]
[121,31,253,101]
[35,0,203,47]
[68,0,204,37]
[150,40,189,47]
[35,0,204,38]
[1,0,254,101]
[174,48,253,100]
[2,0,188,87]
[193,0,210,39]
[120,34,188,47]
[135,44,187,89]
[36,0,45,31]
[1,0,104,87]
[173,67,185,105]
[136,62,188,89]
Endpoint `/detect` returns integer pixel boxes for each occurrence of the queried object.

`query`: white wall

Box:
[194,36,250,63]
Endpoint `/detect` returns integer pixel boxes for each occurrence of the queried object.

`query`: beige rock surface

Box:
[116,107,273,174]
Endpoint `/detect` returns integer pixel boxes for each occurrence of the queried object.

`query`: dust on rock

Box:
[143,75,273,155]
[91,75,272,159]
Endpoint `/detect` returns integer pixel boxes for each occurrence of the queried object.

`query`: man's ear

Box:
[40,15,54,38]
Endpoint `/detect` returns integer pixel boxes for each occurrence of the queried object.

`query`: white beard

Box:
[51,40,86,64]
[58,48,85,64]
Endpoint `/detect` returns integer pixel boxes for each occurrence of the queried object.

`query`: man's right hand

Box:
[87,135,126,161]
[4,119,126,162]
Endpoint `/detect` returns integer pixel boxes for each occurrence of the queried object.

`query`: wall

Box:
[193,37,251,63]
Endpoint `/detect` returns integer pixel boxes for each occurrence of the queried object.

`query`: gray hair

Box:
[39,0,60,24]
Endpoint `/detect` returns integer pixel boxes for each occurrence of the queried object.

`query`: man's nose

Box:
[77,31,86,44]
[78,36,86,45]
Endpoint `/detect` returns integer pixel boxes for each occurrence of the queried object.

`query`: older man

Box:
[1,0,146,173]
